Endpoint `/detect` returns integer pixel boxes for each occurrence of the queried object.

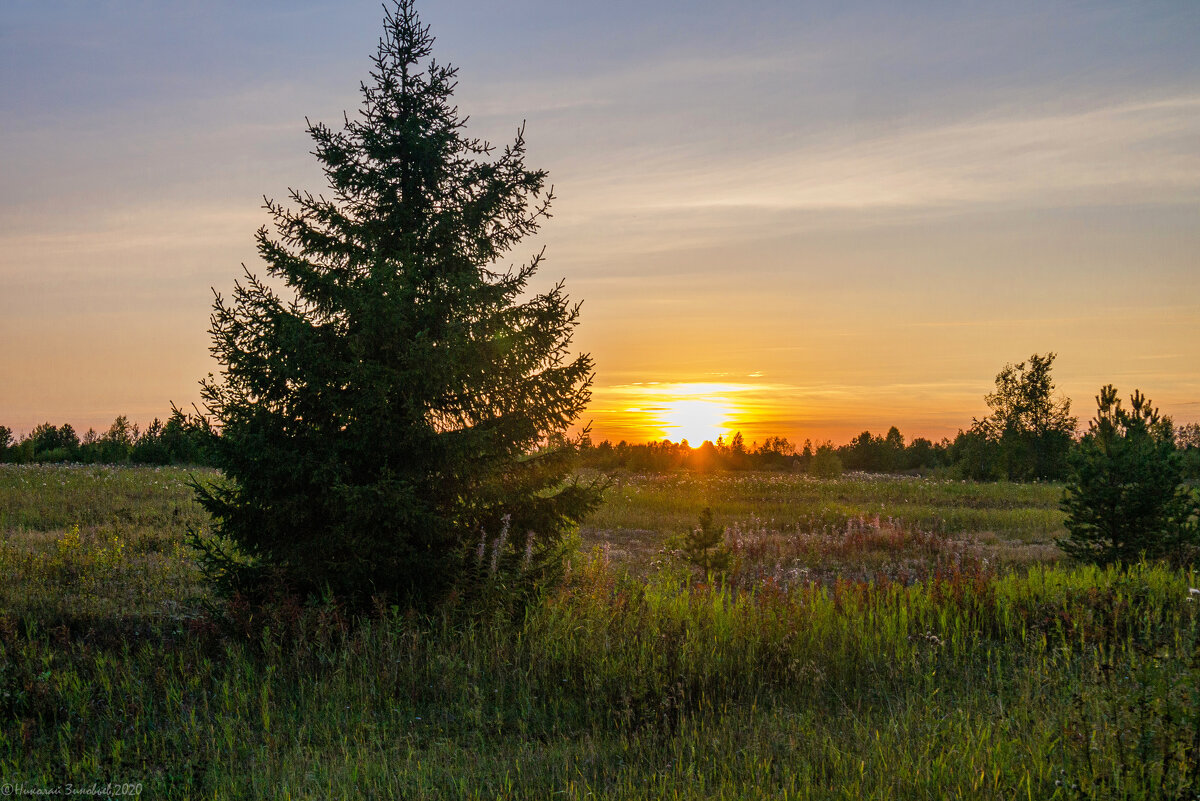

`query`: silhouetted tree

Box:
[719,431,750,470]
[28,423,79,461]
[798,439,814,471]
[159,407,216,465]
[881,426,904,471]
[688,440,719,472]
[95,416,137,464]
[950,429,1002,480]
[195,1,599,610]
[0,425,13,462]
[842,431,878,471]
[1177,423,1200,481]
[972,353,1076,480]
[903,437,939,471]
[753,436,795,470]
[131,418,171,465]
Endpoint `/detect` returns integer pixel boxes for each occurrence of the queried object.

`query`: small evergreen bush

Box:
[1059,385,1199,566]
[682,507,731,576]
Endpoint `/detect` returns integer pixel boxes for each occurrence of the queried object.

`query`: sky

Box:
[2,0,1198,446]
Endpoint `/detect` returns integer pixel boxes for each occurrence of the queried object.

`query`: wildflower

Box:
[488,514,511,578]
[520,531,534,572]
[1188,587,1200,602]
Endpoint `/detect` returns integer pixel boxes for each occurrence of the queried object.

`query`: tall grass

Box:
[584,472,1065,579]
[0,464,212,621]
[2,553,1197,798]
[1,466,1196,798]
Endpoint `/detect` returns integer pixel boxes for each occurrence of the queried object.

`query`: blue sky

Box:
[2,1,1198,441]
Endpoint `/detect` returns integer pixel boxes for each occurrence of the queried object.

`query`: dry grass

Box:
[581,471,1066,586]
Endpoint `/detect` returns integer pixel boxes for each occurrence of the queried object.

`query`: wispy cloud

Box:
[573,95,1200,215]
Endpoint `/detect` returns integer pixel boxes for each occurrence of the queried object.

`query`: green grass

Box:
[581,471,1065,579]
[0,463,213,533]
[1,465,1197,799]
[0,464,214,622]
[585,471,1064,536]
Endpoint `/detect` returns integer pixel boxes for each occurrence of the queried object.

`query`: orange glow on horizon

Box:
[590,382,764,445]
[579,378,1002,447]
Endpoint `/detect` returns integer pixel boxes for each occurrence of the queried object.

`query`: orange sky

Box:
[2,3,1198,444]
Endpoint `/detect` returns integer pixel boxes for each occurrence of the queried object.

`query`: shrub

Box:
[809,444,843,479]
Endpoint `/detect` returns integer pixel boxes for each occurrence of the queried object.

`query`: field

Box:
[1,464,1198,799]
[580,471,1064,583]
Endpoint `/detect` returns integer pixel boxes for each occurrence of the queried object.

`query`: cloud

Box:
[577,95,1200,215]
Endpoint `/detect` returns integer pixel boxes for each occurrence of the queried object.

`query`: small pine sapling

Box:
[683,507,731,576]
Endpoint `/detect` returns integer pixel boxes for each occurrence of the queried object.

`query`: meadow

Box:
[1,464,1198,799]
[580,471,1064,583]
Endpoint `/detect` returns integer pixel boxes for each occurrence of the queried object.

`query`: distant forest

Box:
[0,408,214,468]
[4,355,1197,484]
[573,424,1200,482]
[3,411,1197,483]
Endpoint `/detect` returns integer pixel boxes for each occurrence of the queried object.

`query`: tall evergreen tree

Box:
[195,1,600,609]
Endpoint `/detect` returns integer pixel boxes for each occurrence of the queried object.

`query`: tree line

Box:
[4,354,1198,482]
[0,408,215,466]
[574,428,949,475]
[575,425,1200,481]
[575,354,1200,482]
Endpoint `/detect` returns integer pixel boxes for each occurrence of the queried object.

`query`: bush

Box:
[1059,386,1199,566]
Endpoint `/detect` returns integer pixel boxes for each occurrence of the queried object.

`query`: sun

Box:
[604,381,757,444]
[659,398,732,445]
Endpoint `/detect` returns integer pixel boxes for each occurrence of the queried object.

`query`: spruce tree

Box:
[195,0,600,609]
[1058,386,1197,566]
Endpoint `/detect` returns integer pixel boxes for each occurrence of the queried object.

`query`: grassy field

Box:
[1,464,1198,799]
[580,471,1064,585]
[584,471,1064,538]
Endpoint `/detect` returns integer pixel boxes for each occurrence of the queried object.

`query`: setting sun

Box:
[660,398,732,445]
[594,382,768,445]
